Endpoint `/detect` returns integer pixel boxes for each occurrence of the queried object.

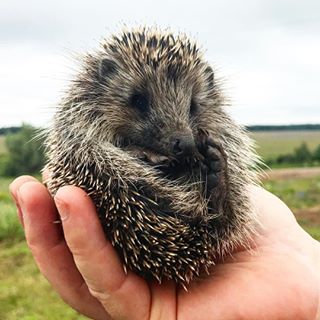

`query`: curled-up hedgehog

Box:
[44,27,260,288]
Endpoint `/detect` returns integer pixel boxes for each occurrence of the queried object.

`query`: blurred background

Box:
[0,0,319,319]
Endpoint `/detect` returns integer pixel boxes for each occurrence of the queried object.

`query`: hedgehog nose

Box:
[171,133,196,157]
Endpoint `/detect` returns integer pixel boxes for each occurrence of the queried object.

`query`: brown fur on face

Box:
[45,27,261,287]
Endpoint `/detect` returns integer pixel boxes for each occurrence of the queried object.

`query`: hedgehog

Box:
[44,27,260,288]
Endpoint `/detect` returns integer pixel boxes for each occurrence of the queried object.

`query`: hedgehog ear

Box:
[98,58,118,82]
[205,66,214,89]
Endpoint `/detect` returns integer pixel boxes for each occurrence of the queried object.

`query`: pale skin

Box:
[9,176,320,320]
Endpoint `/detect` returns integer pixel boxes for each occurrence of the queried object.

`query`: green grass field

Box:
[0,242,86,320]
[264,176,320,210]
[0,177,86,319]
[251,130,320,159]
[0,178,24,242]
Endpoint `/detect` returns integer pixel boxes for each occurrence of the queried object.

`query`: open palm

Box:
[10,176,320,319]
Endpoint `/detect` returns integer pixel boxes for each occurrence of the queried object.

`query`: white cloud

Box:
[0,0,319,127]
[0,44,74,127]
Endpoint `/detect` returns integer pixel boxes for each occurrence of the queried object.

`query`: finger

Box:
[9,175,38,226]
[18,181,109,320]
[149,280,177,319]
[55,186,151,320]
[9,175,38,196]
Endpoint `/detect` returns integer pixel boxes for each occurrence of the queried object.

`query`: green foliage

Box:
[3,124,45,176]
[0,126,22,135]
[0,135,7,154]
[264,141,320,167]
[0,154,10,176]
[0,178,24,242]
[0,203,24,243]
[313,145,320,161]
[293,142,312,163]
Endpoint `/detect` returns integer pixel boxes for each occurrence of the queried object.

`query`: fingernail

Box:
[10,189,21,210]
[54,197,69,221]
[13,189,25,227]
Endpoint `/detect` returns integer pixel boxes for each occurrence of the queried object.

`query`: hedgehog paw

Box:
[198,134,228,210]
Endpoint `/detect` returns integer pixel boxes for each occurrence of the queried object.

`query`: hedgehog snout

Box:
[170,132,196,158]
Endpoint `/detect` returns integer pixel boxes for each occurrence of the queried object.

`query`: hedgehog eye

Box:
[130,92,149,113]
[190,99,198,116]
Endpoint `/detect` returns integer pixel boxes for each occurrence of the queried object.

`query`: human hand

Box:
[10,176,320,319]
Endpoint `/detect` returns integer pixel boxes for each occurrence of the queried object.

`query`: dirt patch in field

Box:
[294,206,320,226]
[261,167,320,181]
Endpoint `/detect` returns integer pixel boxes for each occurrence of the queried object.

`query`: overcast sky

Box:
[0,0,319,127]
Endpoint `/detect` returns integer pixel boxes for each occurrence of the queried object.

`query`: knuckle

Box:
[87,285,111,304]
[26,234,43,253]
[67,242,89,258]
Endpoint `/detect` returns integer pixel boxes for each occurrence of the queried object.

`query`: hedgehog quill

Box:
[44,27,261,288]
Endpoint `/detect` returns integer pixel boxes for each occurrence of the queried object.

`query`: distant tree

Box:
[275,153,294,164]
[0,154,9,176]
[4,124,45,176]
[0,126,22,135]
[293,142,312,163]
[313,144,320,161]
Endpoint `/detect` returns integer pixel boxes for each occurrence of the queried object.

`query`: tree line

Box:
[266,142,320,166]
[247,124,320,131]
[0,126,22,135]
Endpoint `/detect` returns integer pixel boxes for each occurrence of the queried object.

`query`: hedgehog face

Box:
[103,65,213,151]
[71,29,221,176]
